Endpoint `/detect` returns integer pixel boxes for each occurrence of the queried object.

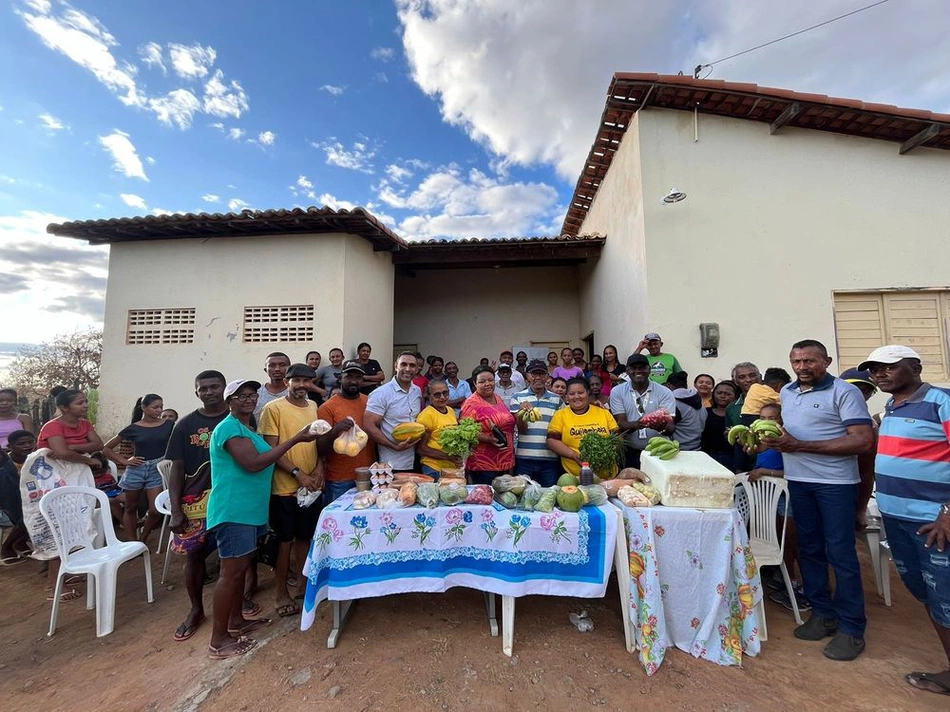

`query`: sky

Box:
[1,0,948,349]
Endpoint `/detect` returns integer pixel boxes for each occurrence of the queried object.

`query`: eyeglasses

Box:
[430,391,450,398]
[232,392,260,403]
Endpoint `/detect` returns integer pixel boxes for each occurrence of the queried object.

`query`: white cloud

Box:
[138,41,165,73]
[371,46,395,62]
[227,198,249,211]
[375,72,389,83]
[319,193,359,211]
[38,112,67,131]
[98,130,149,181]
[320,84,345,96]
[297,175,313,189]
[385,163,413,182]
[316,138,377,174]
[168,43,216,79]
[146,156,156,165]
[203,69,249,119]
[258,130,276,146]
[151,207,173,216]
[149,88,201,129]
[202,193,220,203]
[120,193,147,209]
[227,127,245,141]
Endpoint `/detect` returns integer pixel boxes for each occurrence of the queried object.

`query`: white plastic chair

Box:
[858,498,884,597]
[156,460,173,554]
[40,486,153,637]
[740,476,802,641]
[733,474,750,527]
[155,490,175,585]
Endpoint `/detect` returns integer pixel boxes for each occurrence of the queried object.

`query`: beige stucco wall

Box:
[342,235,395,375]
[393,266,581,376]
[577,112,650,362]
[97,232,393,436]
[629,108,950,384]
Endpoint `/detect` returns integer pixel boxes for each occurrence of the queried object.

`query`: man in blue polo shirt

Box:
[510,359,564,486]
[859,345,950,697]
[762,339,874,661]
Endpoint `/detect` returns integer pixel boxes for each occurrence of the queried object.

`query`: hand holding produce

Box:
[309,419,332,435]
[638,410,674,430]
[333,417,369,456]
[437,417,481,460]
[517,406,543,423]
[579,432,624,477]
[728,419,783,450]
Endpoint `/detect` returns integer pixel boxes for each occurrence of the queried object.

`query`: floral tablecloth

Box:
[617,503,762,675]
[301,490,618,631]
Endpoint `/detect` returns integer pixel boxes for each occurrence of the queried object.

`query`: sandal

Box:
[228,617,272,636]
[0,556,26,566]
[64,574,85,586]
[242,597,262,617]
[906,671,950,696]
[276,601,300,618]
[208,636,257,660]
[174,614,205,641]
[47,587,83,602]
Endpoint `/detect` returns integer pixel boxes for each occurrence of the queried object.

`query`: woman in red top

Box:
[460,367,515,486]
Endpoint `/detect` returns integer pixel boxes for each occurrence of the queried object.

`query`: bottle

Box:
[579,462,593,486]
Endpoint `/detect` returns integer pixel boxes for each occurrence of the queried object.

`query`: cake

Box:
[639,451,735,509]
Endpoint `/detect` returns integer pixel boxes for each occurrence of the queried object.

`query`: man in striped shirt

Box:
[860,345,950,698]
[510,359,564,487]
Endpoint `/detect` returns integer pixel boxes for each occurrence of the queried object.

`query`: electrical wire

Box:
[693,0,892,78]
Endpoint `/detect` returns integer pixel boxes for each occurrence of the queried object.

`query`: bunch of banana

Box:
[750,419,783,440]
[645,436,680,460]
[728,420,783,449]
[517,407,543,423]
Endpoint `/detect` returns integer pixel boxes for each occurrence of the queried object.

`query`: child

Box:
[747,403,809,614]
[740,367,792,422]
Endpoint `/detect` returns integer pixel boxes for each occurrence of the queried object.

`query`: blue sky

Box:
[1,0,947,348]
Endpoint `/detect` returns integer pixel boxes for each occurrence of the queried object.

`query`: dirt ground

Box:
[0,542,946,712]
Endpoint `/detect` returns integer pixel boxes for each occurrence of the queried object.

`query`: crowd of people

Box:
[0,335,948,696]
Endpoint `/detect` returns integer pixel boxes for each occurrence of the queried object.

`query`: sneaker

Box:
[765,570,785,592]
[823,632,865,661]
[769,587,812,613]
[794,615,838,641]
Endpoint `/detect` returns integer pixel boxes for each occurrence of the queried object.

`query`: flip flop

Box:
[64,574,84,586]
[906,672,950,696]
[242,597,262,617]
[276,601,300,618]
[208,636,257,660]
[228,617,272,636]
[174,615,205,641]
[46,588,82,602]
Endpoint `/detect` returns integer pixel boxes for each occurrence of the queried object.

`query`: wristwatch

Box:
[291,467,302,479]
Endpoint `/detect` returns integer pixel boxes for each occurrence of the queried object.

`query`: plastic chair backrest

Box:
[741,476,788,553]
[108,460,119,482]
[155,490,172,517]
[157,460,172,490]
[733,477,750,526]
[39,486,119,561]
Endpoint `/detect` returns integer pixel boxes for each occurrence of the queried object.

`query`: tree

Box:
[7,329,102,398]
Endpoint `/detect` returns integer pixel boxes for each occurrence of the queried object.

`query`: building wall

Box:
[97,232,390,436]
[634,108,950,384]
[393,266,581,376]
[342,235,395,374]
[577,112,650,361]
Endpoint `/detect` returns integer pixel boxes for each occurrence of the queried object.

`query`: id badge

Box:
[638,428,647,439]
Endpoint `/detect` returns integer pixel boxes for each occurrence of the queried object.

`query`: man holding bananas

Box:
[510,359,564,487]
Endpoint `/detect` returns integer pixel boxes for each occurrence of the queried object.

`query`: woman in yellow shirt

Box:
[416,380,462,478]
[546,378,619,478]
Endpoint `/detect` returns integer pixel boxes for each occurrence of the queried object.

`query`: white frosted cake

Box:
[640,451,735,509]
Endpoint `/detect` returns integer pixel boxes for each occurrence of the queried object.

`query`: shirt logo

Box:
[189,427,213,448]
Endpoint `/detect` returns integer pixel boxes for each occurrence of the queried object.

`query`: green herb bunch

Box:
[437,417,482,459]
[579,432,624,477]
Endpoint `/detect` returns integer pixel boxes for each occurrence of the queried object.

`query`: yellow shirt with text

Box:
[547,405,618,477]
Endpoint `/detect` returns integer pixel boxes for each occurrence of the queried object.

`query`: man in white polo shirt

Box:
[364,351,423,472]
[761,339,874,662]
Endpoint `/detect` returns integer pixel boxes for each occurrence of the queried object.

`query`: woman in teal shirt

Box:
[207,379,318,660]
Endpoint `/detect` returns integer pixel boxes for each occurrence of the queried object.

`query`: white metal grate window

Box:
[243,305,315,342]
[127,308,196,344]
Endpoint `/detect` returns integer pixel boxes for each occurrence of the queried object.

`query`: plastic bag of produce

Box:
[494,491,518,509]
[400,481,418,506]
[618,485,653,508]
[534,486,559,513]
[440,482,468,506]
[417,483,441,508]
[352,491,377,510]
[376,488,403,509]
[631,481,661,505]
[332,417,370,457]
[308,419,332,436]
[519,479,543,511]
[492,474,527,496]
[465,484,493,505]
[580,484,608,507]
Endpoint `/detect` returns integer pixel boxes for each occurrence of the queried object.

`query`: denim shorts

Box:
[884,514,950,627]
[214,522,268,559]
[120,457,164,491]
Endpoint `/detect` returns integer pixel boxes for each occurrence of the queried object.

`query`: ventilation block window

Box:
[243,304,315,342]
[126,308,196,345]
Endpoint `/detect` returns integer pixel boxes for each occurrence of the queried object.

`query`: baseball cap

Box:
[644,332,662,341]
[285,363,317,379]
[839,368,876,389]
[627,354,650,367]
[224,379,261,400]
[526,358,548,373]
[341,359,365,374]
[496,362,512,371]
[858,345,921,371]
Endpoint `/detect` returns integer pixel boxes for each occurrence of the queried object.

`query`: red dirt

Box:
[0,546,946,712]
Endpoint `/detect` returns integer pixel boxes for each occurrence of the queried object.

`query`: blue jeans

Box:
[788,480,865,636]
[323,480,355,506]
[515,457,562,487]
[420,465,442,480]
[467,470,504,486]
[883,514,950,627]
[120,457,164,490]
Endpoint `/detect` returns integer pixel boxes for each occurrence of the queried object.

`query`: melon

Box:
[556,485,584,513]
[557,473,579,487]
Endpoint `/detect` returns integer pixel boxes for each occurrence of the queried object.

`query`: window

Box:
[833,290,950,381]
[127,308,196,344]
[243,304,315,343]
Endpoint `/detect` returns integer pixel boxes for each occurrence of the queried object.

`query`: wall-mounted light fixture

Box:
[661,187,687,204]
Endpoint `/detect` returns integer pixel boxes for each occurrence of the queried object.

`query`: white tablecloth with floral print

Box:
[300,489,618,632]
[617,503,763,675]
